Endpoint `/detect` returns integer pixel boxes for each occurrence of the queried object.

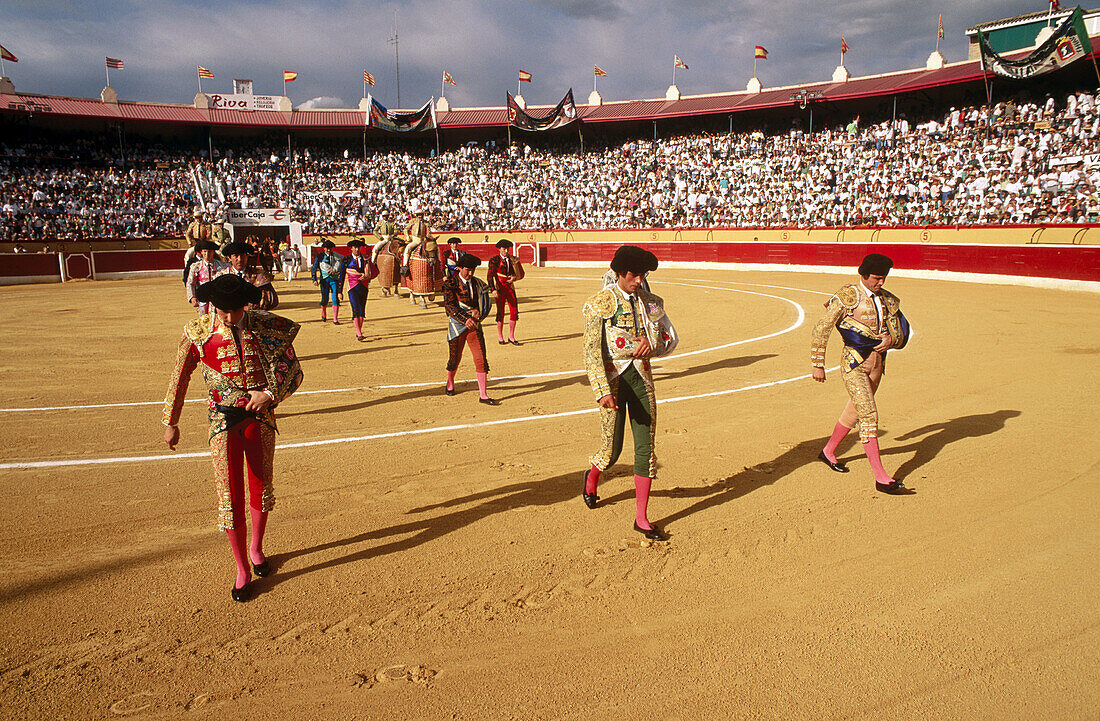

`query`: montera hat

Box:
[221,241,254,257]
[193,239,219,253]
[858,253,894,276]
[456,254,482,270]
[321,239,336,249]
[495,239,514,249]
[610,245,659,275]
[447,236,462,245]
[195,273,261,311]
[346,238,365,248]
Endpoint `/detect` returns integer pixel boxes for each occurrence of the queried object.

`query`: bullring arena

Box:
[1,250,1098,719]
[3,4,1100,717]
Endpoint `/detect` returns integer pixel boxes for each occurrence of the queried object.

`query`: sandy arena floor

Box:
[0,266,1097,720]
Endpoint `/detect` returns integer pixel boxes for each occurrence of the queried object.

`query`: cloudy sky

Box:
[3,0,1051,109]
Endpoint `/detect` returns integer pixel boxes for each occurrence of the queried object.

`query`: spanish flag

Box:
[283,70,298,82]
[594,64,607,77]
[0,44,17,63]
[197,65,214,78]
[755,45,768,59]
[518,69,532,82]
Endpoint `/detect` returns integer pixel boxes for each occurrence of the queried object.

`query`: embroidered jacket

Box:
[163,311,303,440]
[186,259,229,312]
[582,286,666,401]
[810,284,909,371]
[486,254,524,292]
[443,275,492,340]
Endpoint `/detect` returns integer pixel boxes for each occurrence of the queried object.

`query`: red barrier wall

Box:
[0,253,61,281]
[93,249,187,275]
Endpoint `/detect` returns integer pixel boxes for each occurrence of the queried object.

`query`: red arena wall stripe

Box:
[539,242,1100,282]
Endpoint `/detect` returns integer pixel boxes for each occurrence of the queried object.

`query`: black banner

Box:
[368,96,436,132]
[980,6,1094,80]
[507,89,578,131]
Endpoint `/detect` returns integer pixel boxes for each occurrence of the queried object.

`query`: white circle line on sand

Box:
[0,278,806,411]
[0,367,839,470]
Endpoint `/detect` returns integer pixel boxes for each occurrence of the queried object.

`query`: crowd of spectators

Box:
[3,90,1100,244]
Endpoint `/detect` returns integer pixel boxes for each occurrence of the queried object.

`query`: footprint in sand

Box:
[355,664,438,688]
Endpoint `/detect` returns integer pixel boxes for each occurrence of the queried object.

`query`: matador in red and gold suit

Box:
[162,274,303,602]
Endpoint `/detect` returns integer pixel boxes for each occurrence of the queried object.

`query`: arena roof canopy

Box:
[2,31,1099,133]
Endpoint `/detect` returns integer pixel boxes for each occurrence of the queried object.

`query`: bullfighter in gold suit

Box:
[162,274,303,602]
[810,253,912,494]
[581,246,677,541]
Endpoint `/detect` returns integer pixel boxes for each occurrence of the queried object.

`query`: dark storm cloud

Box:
[0,0,1063,109]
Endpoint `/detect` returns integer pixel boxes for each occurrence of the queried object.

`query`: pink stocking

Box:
[496,321,505,342]
[822,422,851,463]
[508,318,517,342]
[249,507,268,566]
[446,369,457,391]
[475,372,488,399]
[862,438,895,483]
[333,306,340,323]
[225,527,250,590]
[634,475,653,530]
[353,317,363,337]
[585,464,601,494]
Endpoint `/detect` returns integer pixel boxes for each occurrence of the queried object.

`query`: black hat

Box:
[347,239,365,248]
[195,273,261,311]
[610,245,659,275]
[193,239,218,253]
[858,253,894,277]
[495,239,514,249]
[447,236,461,245]
[456,254,481,270]
[321,240,336,249]
[222,241,253,257]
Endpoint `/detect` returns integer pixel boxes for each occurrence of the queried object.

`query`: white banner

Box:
[1050,153,1100,168]
[228,208,292,226]
[210,93,280,111]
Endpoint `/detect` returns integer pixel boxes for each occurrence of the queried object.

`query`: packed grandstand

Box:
[3,32,1100,245]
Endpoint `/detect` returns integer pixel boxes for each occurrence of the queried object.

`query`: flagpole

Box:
[105,61,110,88]
[197,67,202,95]
[672,60,676,86]
[754,56,758,79]
[441,74,445,101]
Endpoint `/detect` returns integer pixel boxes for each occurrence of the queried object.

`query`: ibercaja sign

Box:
[228,208,290,225]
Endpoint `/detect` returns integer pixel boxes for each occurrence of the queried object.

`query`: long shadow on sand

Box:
[881,409,1021,481]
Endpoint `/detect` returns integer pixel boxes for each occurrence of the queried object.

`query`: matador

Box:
[163,274,303,601]
[810,253,912,494]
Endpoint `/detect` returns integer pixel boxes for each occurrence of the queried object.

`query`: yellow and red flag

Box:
[197,65,214,78]
[283,70,297,82]
[755,45,768,59]
[518,69,532,82]
[443,70,457,86]
[0,44,18,62]
[594,64,607,77]
[841,37,850,54]
[363,70,375,86]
